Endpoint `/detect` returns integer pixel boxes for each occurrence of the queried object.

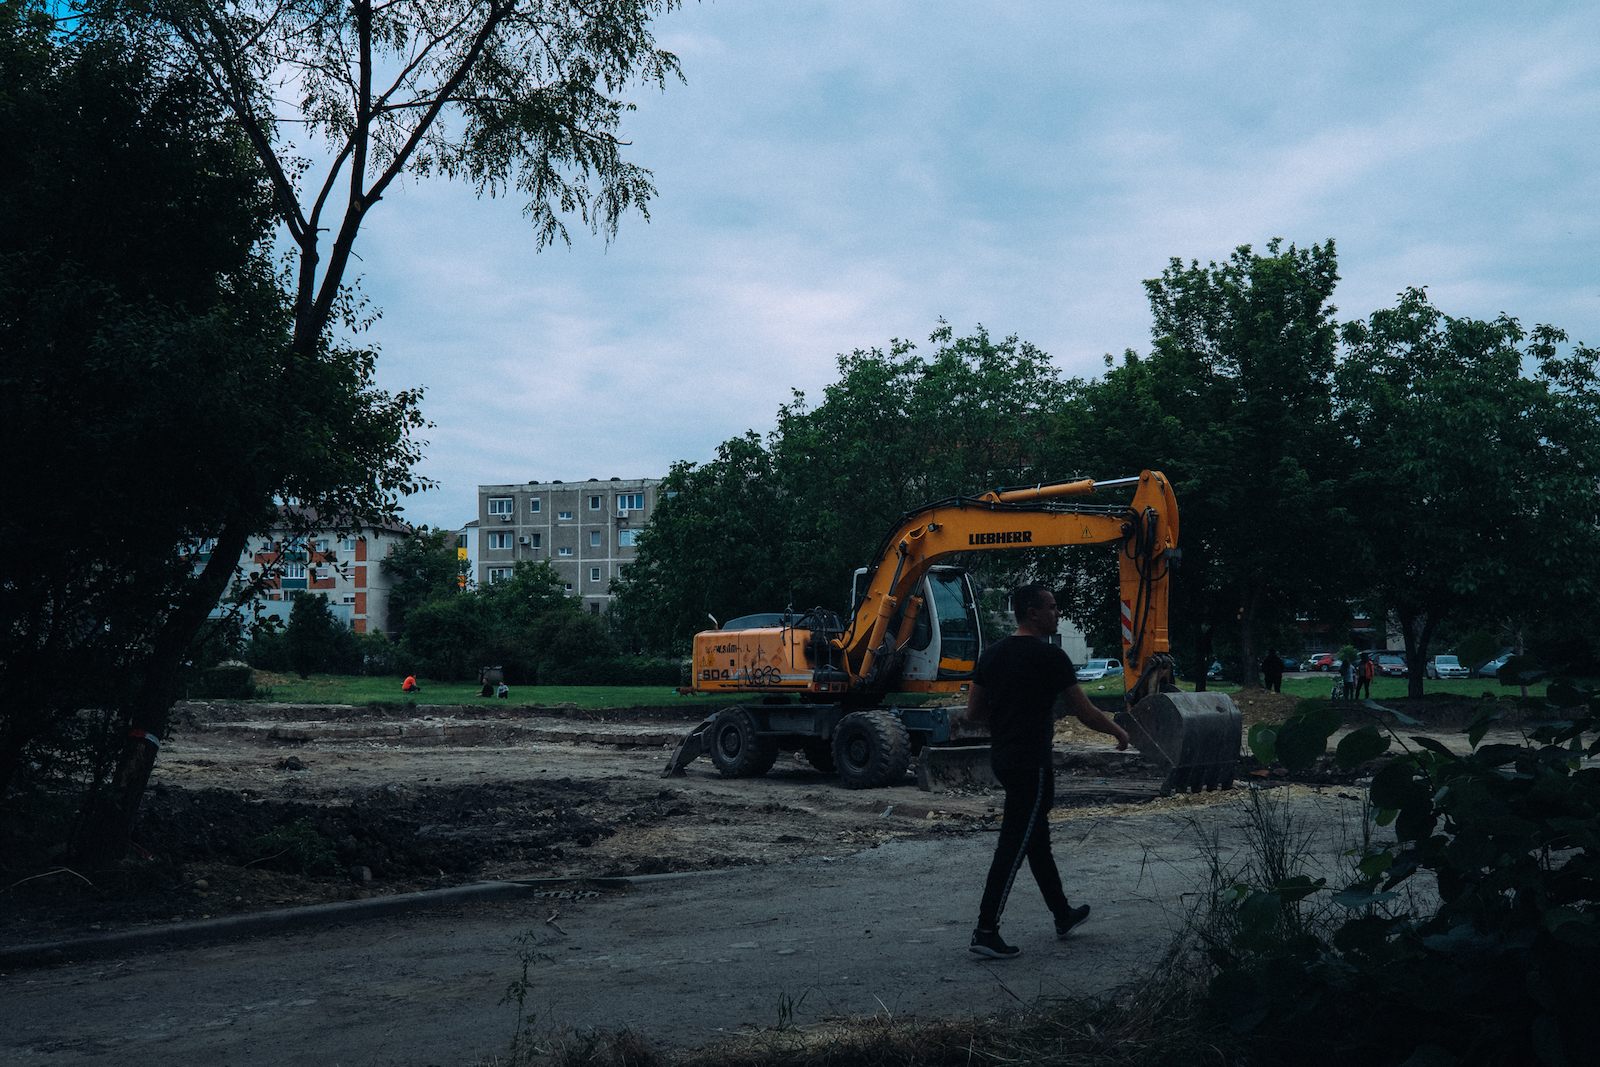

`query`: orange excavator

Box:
[662,471,1239,794]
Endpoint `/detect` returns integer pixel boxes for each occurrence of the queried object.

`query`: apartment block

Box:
[203,510,410,633]
[477,477,659,613]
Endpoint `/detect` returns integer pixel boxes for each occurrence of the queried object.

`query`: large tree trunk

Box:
[1398,609,1437,700]
[1237,583,1262,690]
[73,520,253,870]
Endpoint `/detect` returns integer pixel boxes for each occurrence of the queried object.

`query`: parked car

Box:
[1474,652,1513,679]
[1372,651,1408,677]
[1309,653,1336,672]
[1279,656,1302,673]
[1207,660,1225,682]
[1426,655,1469,680]
[1076,658,1122,681]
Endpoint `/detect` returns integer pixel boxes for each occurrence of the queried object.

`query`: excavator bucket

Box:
[1114,691,1241,796]
[661,716,717,777]
[915,744,997,792]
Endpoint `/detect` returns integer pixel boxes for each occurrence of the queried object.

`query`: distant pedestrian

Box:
[402,675,421,693]
[496,683,510,699]
[1355,653,1374,699]
[1340,656,1355,700]
[1262,651,1285,693]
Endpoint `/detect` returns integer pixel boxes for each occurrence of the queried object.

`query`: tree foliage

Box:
[1339,289,1600,696]
[611,326,1080,653]
[83,0,683,360]
[1070,240,1350,685]
[0,2,426,861]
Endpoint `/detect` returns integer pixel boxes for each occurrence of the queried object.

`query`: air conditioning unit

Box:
[518,536,531,545]
[500,514,513,522]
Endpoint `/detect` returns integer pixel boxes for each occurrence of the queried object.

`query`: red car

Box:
[1369,651,1408,677]
[1309,653,1336,672]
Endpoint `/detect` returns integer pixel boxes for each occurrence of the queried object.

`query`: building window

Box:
[457,533,468,549]
[557,510,573,520]
[526,533,542,548]
[528,498,541,513]
[558,547,573,556]
[313,539,330,553]
[589,602,601,615]
[343,536,358,550]
[588,495,601,510]
[590,531,602,547]
[488,497,514,515]
[617,493,644,511]
[343,594,356,604]
[564,582,573,592]
[618,529,639,547]
[285,562,306,579]
[489,532,511,549]
[487,567,511,583]
[589,567,601,582]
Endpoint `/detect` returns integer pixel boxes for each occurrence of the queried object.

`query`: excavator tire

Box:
[708,707,779,778]
[833,710,911,789]
[801,738,837,773]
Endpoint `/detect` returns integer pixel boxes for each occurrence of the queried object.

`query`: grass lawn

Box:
[246,672,745,710]
[1095,673,1545,701]
[238,670,1545,710]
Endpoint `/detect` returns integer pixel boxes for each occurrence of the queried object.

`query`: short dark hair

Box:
[1011,584,1053,617]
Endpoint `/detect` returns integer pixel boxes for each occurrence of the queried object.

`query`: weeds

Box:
[774,990,808,1031]
[247,817,336,874]
[500,928,554,1062]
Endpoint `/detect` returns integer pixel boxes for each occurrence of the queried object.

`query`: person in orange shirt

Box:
[402,675,420,693]
[1355,653,1375,699]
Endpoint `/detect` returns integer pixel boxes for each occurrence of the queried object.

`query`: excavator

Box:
[662,471,1240,795]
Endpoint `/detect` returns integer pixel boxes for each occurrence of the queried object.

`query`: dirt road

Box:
[3,786,1368,1066]
[4,695,1475,1064]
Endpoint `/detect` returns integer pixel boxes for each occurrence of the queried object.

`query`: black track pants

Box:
[977,763,1069,929]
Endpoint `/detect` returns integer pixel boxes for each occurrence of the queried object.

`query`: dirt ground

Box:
[3,684,1520,947]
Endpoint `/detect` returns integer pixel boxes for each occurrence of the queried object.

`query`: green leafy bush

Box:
[1217,685,1600,1064]
[197,662,254,700]
[250,817,337,875]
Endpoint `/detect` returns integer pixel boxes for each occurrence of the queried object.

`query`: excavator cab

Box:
[851,566,982,688]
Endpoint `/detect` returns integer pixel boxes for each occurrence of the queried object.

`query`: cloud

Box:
[337,0,1600,528]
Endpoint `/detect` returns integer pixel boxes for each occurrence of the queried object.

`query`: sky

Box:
[345,0,1600,529]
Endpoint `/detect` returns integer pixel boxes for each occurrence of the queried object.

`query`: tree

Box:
[86,0,682,364]
[284,593,361,676]
[0,2,426,863]
[1066,240,1351,687]
[1338,288,1600,697]
[611,325,1078,653]
[381,528,468,639]
[54,0,681,864]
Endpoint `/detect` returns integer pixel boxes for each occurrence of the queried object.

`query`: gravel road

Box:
[3,787,1370,1067]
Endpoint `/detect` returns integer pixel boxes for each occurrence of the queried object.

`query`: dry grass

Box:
[480,957,1233,1067]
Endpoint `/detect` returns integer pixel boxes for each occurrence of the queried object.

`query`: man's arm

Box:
[961,681,987,725]
[1063,683,1130,750]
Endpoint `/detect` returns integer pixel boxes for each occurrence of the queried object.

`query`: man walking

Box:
[1262,650,1285,693]
[960,584,1131,959]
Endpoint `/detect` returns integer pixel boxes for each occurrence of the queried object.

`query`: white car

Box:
[1076,658,1122,681]
[1426,655,1468,679]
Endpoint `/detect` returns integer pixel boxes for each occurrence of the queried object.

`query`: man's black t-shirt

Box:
[972,635,1079,770]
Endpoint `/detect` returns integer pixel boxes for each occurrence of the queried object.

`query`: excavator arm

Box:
[840,471,1179,696]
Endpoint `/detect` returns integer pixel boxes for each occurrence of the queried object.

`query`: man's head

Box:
[1011,584,1059,637]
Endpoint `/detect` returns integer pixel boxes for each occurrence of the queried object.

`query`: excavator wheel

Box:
[833,710,911,789]
[708,707,779,778]
[801,738,837,773]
